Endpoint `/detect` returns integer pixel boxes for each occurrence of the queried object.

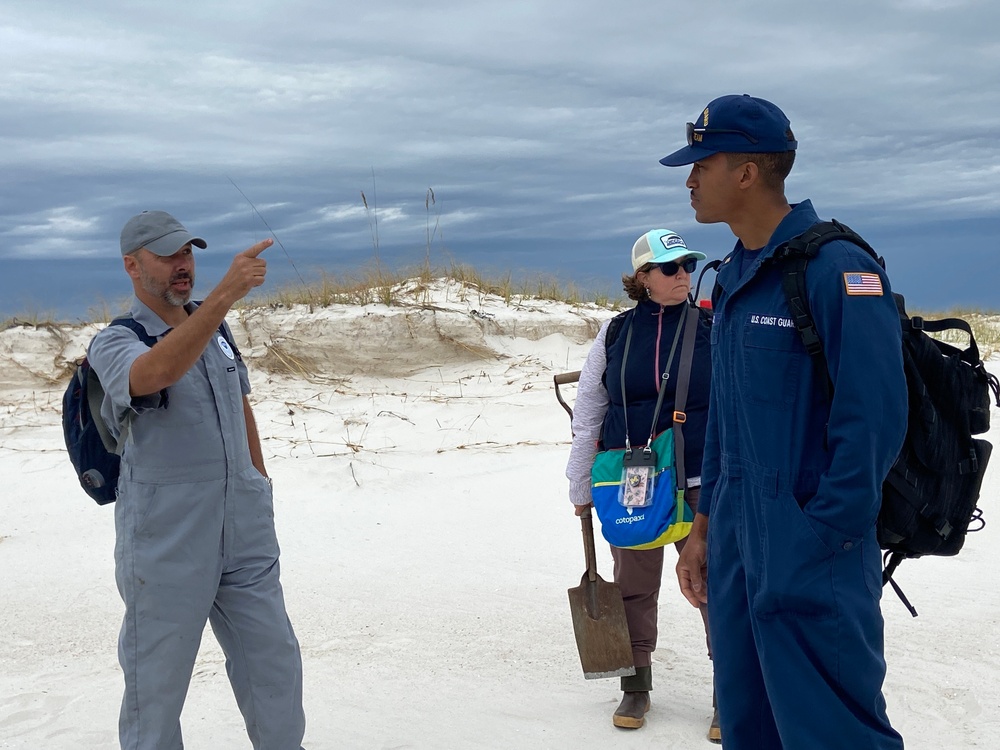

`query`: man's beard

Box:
[140,266,194,307]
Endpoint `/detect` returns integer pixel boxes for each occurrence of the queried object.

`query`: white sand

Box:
[1,281,997,749]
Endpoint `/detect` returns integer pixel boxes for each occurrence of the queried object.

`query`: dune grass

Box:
[246,268,1000,360]
[0,263,621,330]
[245,260,625,313]
[2,269,996,360]
[1,310,60,328]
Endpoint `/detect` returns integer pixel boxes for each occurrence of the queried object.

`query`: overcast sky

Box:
[2,0,998,318]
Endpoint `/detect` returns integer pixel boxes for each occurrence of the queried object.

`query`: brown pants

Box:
[610,487,711,670]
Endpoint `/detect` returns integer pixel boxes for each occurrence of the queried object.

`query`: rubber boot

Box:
[708,688,721,744]
[613,666,652,729]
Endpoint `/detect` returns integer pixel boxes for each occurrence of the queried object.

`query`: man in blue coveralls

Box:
[663,96,907,748]
[89,211,306,749]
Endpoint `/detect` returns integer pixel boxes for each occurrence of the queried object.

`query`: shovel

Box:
[567,507,636,679]
[555,371,636,680]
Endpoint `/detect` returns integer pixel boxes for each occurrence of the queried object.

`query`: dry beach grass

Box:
[3,268,995,363]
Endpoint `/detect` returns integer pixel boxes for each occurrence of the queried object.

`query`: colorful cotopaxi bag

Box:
[591,305,699,550]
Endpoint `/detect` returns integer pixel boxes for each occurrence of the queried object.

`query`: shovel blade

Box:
[567,572,636,680]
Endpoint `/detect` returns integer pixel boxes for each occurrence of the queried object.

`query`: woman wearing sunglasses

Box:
[566,229,718,741]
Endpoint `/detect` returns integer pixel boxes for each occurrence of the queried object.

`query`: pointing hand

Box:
[217,238,273,304]
[241,238,273,259]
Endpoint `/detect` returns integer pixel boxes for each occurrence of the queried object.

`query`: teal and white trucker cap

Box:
[630,229,706,272]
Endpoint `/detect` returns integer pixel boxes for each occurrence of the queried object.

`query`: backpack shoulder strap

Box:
[101,316,162,454]
[85,365,119,453]
[672,304,700,495]
[604,309,632,356]
[693,259,722,306]
[774,220,881,265]
[771,220,882,406]
[710,280,723,311]
[109,316,158,347]
[780,254,833,407]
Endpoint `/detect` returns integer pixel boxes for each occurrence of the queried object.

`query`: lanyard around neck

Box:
[619,305,687,455]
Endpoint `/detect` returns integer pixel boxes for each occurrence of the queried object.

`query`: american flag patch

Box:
[843,272,883,296]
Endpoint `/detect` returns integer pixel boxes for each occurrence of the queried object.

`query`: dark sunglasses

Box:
[686,121,759,146]
[650,257,698,276]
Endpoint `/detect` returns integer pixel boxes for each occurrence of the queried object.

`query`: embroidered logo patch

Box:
[217,335,236,360]
[843,272,883,296]
[661,233,686,250]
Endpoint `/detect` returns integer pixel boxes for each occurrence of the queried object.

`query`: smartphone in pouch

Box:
[620,447,657,508]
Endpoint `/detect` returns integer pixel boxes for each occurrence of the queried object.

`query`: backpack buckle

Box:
[673,410,687,423]
[799,326,823,356]
[954,447,979,475]
[911,316,925,331]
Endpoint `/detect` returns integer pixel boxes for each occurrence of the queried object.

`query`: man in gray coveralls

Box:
[88,210,306,749]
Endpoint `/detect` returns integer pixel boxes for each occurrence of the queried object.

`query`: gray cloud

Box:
[2,0,998,314]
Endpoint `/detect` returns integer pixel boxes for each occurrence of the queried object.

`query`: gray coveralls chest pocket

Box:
[208,330,247,417]
[160,327,245,424]
[124,352,231,479]
[153,359,206,428]
[109,318,252,483]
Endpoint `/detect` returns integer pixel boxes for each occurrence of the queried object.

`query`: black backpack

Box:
[63,318,158,505]
[771,221,1000,615]
[63,316,240,505]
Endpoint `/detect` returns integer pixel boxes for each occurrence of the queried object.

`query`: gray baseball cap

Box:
[120,210,207,256]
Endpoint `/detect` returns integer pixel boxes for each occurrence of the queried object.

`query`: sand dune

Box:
[1,281,997,749]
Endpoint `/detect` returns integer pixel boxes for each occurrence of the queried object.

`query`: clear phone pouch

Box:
[619,448,657,508]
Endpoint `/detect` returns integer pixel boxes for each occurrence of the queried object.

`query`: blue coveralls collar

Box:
[128,297,200,338]
[716,200,820,301]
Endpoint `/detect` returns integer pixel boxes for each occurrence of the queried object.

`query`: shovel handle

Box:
[580,506,598,582]
[553,371,581,421]
[554,371,581,386]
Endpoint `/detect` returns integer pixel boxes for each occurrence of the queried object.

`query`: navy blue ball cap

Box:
[659,94,797,167]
